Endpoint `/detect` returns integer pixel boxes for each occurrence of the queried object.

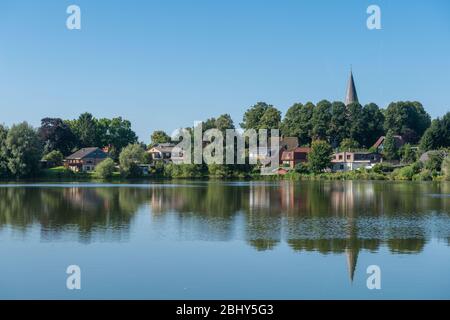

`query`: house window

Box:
[338,155,343,160]
[346,155,351,160]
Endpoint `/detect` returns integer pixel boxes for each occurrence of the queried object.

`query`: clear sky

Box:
[1,0,449,141]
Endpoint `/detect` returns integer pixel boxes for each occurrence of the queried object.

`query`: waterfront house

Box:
[147,143,176,162]
[64,147,108,172]
[249,136,299,166]
[281,147,311,169]
[331,151,382,172]
[372,135,405,153]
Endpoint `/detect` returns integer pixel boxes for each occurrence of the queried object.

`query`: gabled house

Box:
[372,135,405,153]
[331,151,382,172]
[64,147,108,172]
[249,136,299,165]
[281,147,311,169]
[147,143,175,160]
[147,143,186,164]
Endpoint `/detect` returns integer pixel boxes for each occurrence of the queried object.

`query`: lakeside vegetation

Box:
[1,100,449,182]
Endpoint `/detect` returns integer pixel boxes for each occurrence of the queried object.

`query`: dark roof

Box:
[66,147,108,160]
[372,135,405,149]
[149,143,176,153]
[345,70,359,106]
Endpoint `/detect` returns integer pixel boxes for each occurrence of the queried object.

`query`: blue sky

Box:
[1,0,449,141]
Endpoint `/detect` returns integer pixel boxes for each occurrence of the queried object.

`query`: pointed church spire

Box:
[345,69,359,106]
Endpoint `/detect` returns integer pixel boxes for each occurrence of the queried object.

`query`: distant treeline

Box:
[0,100,449,178]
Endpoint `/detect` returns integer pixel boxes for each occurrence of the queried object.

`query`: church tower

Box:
[345,69,359,106]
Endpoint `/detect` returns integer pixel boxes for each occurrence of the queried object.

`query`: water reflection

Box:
[1,181,449,257]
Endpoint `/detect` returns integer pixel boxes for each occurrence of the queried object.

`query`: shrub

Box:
[42,150,64,166]
[94,158,115,179]
[372,162,395,174]
[425,151,445,172]
[413,169,433,181]
[294,162,310,174]
[442,156,450,181]
[392,163,422,180]
[119,143,146,178]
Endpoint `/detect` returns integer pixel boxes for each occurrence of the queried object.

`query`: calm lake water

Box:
[0,180,449,299]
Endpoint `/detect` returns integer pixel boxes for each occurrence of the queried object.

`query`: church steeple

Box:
[345,69,359,106]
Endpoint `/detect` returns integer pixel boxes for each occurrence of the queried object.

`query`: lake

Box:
[0,180,449,299]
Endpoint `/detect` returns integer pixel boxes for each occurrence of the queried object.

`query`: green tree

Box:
[100,117,138,158]
[95,158,116,179]
[0,125,8,177]
[68,112,100,148]
[38,118,77,155]
[308,140,333,173]
[215,114,235,132]
[281,102,314,145]
[259,106,281,130]
[339,138,359,151]
[383,130,398,160]
[347,102,366,146]
[328,101,348,147]
[42,150,64,166]
[424,151,445,172]
[442,156,450,181]
[361,103,385,148]
[5,122,43,177]
[399,143,417,164]
[384,101,431,143]
[419,112,450,151]
[151,130,171,145]
[241,102,272,130]
[311,100,332,141]
[119,143,146,178]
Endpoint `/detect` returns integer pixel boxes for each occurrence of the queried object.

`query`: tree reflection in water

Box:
[0,182,449,260]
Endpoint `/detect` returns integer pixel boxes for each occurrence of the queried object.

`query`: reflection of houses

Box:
[332,151,382,172]
[64,147,108,172]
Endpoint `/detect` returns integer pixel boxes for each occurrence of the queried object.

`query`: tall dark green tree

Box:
[384,101,431,143]
[347,102,366,147]
[0,125,8,177]
[241,102,273,130]
[328,101,348,147]
[68,112,100,148]
[259,106,281,130]
[215,114,235,132]
[100,117,138,158]
[361,103,385,148]
[419,112,450,151]
[5,122,43,177]
[312,100,332,141]
[308,140,333,173]
[281,102,314,145]
[383,130,398,160]
[38,118,77,156]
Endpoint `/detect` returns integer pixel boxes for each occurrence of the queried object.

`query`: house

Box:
[281,147,311,169]
[332,151,382,172]
[372,135,405,153]
[249,136,299,165]
[147,143,176,161]
[64,147,108,172]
